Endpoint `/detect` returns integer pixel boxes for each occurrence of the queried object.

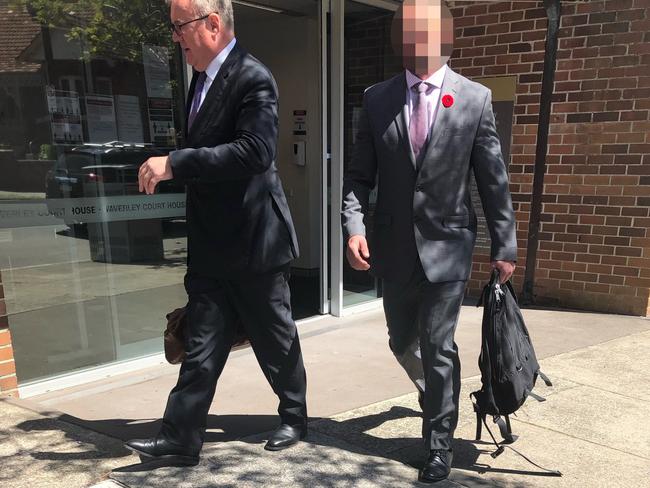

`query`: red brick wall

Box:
[0,270,18,397]
[449,0,650,316]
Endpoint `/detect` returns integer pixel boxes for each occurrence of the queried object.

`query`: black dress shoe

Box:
[418,449,453,483]
[264,424,307,451]
[125,437,200,466]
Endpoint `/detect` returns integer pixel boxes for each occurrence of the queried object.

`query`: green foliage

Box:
[38,143,55,160]
[13,0,174,62]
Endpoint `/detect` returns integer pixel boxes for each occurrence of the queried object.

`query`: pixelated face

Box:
[391,0,455,77]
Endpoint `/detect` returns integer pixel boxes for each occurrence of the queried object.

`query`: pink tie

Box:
[410,82,430,159]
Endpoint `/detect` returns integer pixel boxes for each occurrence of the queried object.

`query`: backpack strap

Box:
[538,370,553,387]
[471,393,562,476]
[495,415,517,443]
[470,393,484,440]
[529,391,547,402]
[478,414,563,476]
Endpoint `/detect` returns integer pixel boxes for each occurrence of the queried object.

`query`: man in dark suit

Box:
[126,0,307,465]
[342,0,517,483]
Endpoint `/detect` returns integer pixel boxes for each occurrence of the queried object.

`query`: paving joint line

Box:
[509,417,650,462]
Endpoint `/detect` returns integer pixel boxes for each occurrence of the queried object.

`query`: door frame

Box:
[327,0,399,317]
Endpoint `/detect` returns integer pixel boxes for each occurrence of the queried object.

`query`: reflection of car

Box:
[45,142,184,225]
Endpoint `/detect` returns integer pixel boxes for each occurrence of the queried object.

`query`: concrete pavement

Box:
[1,305,649,487]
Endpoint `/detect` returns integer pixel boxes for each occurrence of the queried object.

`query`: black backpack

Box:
[471,271,560,475]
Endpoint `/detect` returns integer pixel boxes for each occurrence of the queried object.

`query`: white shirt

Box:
[405,64,447,134]
[195,37,237,110]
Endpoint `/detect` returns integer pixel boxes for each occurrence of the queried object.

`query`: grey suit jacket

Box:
[342,67,517,285]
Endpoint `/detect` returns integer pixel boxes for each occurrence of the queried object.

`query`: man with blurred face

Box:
[342,0,517,482]
[126,0,308,466]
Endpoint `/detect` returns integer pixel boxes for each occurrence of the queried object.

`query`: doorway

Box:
[234,0,325,319]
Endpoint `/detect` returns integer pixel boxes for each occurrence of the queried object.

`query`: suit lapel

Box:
[420,66,460,165]
[389,72,417,170]
[187,43,244,140]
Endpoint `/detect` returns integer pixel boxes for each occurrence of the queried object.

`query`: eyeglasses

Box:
[169,13,212,36]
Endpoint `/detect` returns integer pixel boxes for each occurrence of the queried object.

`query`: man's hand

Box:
[138,156,173,195]
[491,260,516,284]
[346,235,370,271]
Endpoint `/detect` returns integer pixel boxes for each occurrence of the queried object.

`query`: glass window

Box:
[0,0,187,384]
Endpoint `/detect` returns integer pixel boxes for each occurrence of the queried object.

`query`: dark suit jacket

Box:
[342,67,517,285]
[169,42,299,277]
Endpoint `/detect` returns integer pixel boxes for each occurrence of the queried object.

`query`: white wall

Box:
[236,12,322,271]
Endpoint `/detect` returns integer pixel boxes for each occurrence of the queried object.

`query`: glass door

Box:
[329,0,402,315]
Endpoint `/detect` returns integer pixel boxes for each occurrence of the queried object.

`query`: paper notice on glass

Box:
[116,95,144,143]
[46,87,83,143]
[85,94,118,143]
[143,45,172,99]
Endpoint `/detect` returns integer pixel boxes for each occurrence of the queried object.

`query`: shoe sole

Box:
[125,445,200,466]
[263,431,308,452]
[417,473,450,484]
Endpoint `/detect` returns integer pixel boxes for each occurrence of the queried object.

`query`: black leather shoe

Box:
[125,437,199,466]
[418,449,453,483]
[264,424,307,451]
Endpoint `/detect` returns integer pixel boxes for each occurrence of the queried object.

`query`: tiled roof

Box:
[0,1,41,73]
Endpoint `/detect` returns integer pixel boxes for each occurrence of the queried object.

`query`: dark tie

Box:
[410,82,430,159]
[188,72,207,131]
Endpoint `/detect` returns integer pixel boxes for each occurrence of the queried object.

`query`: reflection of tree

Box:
[13,0,173,62]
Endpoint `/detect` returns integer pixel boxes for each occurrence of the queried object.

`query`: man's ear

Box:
[208,12,221,33]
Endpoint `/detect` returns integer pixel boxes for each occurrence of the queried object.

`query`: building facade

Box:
[1,0,649,398]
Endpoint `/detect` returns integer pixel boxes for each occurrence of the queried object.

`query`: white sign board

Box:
[46,87,83,144]
[116,95,144,143]
[85,94,118,143]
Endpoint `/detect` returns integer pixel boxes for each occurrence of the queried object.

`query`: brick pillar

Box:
[0,270,18,398]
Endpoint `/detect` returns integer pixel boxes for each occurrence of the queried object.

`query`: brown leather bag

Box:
[164,306,250,365]
[164,307,187,364]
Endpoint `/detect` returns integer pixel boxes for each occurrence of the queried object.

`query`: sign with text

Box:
[85,94,118,143]
[116,95,145,143]
[0,194,186,229]
[46,87,83,144]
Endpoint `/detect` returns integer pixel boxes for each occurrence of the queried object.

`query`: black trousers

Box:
[382,260,465,451]
[160,266,307,450]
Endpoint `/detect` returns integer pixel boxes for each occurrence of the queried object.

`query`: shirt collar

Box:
[204,37,237,83]
[406,64,447,90]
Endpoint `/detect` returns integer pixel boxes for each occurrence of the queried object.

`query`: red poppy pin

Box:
[442,94,454,108]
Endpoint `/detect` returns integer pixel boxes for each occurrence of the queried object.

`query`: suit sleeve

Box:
[470,91,518,262]
[168,66,278,182]
[341,93,378,240]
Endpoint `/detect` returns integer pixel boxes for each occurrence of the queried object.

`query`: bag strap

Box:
[529,391,547,402]
[479,414,562,476]
[528,370,553,402]
[495,415,517,443]
[470,393,562,476]
[538,370,553,387]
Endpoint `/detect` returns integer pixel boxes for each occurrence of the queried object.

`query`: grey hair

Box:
[166,0,235,30]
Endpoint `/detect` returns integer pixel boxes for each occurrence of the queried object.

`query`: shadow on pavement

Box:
[41,412,293,444]
[14,405,540,486]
